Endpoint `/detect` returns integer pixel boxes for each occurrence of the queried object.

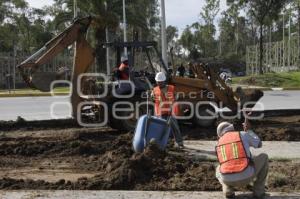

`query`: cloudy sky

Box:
[27,0,228,34]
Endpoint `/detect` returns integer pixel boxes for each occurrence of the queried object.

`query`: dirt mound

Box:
[0,133,221,191]
[255,127,300,141]
[0,129,128,157]
[0,119,79,131]
[0,116,299,191]
[0,128,299,192]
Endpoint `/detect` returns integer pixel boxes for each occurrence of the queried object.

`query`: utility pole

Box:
[219,37,222,56]
[288,2,291,70]
[105,1,110,75]
[298,0,300,70]
[236,16,239,55]
[160,0,168,68]
[13,40,16,91]
[283,10,285,69]
[73,0,78,18]
[7,55,11,93]
[123,0,128,56]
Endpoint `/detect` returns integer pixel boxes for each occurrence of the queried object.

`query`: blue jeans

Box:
[161,115,183,144]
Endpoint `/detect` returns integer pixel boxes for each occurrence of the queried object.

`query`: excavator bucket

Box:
[31,71,66,92]
[236,87,264,109]
[17,17,93,93]
[31,72,57,92]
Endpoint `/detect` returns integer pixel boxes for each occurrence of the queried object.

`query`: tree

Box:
[179,26,195,58]
[166,25,178,49]
[0,0,52,53]
[49,0,160,71]
[218,12,236,58]
[233,0,286,74]
[199,0,220,57]
[0,0,28,22]
[200,0,220,27]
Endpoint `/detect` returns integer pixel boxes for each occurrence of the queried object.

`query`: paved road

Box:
[184,141,300,160]
[0,96,72,121]
[254,90,300,110]
[0,191,299,199]
[0,91,299,121]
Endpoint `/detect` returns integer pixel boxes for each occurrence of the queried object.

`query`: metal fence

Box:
[246,37,300,75]
[0,52,73,89]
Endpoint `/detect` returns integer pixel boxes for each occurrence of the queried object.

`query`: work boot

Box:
[175,142,184,149]
[149,138,157,144]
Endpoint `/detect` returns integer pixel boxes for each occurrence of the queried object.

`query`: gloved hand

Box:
[243,111,252,132]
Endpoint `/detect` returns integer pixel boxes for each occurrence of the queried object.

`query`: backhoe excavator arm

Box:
[17,17,95,118]
[171,64,255,112]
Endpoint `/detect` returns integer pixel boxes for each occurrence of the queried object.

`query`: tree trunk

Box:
[259,24,264,74]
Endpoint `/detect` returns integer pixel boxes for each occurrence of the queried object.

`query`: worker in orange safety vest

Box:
[215,118,269,199]
[151,72,184,148]
[117,56,130,80]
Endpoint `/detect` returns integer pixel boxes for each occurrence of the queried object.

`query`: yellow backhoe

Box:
[17,16,263,132]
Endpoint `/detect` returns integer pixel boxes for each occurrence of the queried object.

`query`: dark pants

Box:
[161,115,183,144]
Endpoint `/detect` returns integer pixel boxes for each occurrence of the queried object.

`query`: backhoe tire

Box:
[109,97,149,132]
[192,104,218,127]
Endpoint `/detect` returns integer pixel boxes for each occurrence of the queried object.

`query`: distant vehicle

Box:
[220,68,232,77]
[220,72,232,85]
[236,71,246,77]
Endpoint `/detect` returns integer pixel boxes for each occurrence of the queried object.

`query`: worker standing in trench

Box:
[151,72,184,148]
[215,115,269,199]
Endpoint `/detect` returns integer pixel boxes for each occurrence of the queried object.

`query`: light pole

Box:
[288,2,291,69]
[160,0,168,68]
[74,0,78,18]
[283,10,285,69]
[123,0,128,56]
[13,40,16,91]
[105,1,110,75]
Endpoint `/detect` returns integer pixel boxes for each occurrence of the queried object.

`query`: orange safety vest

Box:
[119,63,129,80]
[153,85,180,117]
[216,131,249,174]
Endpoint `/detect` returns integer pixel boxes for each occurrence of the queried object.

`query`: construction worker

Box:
[215,119,269,199]
[152,72,184,148]
[177,64,186,77]
[112,56,131,95]
[117,56,130,80]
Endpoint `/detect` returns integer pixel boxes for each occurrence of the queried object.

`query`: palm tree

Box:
[50,0,159,71]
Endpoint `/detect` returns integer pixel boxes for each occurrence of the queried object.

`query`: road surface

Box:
[0,91,299,121]
[184,141,300,160]
[0,191,299,199]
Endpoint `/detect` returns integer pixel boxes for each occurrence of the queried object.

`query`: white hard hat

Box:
[217,122,234,137]
[121,56,128,62]
[155,72,166,82]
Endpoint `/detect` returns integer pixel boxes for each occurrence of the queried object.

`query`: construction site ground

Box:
[0,191,300,199]
[0,115,299,198]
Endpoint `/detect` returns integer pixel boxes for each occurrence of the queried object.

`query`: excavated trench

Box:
[0,115,299,191]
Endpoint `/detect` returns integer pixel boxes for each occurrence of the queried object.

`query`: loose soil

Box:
[0,116,299,191]
[182,115,300,141]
